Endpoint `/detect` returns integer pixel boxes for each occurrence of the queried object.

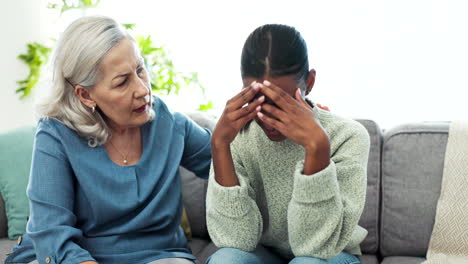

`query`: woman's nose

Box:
[134,78,150,98]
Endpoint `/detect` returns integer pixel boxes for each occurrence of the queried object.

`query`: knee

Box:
[289,256,327,264]
[206,248,261,264]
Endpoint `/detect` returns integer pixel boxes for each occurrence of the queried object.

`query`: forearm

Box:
[211,141,239,187]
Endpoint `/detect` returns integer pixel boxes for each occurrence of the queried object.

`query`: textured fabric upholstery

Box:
[359,254,380,264]
[356,119,382,254]
[381,256,425,264]
[180,112,215,239]
[0,238,17,263]
[0,194,7,238]
[381,122,449,257]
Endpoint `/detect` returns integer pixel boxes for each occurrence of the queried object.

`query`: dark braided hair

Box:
[241,24,309,90]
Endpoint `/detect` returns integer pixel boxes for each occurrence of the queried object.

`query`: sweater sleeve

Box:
[206,143,263,251]
[287,124,370,258]
[26,122,95,264]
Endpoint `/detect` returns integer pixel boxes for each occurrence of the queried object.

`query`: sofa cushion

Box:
[188,238,210,257]
[0,127,36,240]
[181,166,209,238]
[0,194,7,238]
[355,119,382,254]
[381,256,425,264]
[196,242,219,264]
[381,122,449,257]
[359,254,379,264]
[0,238,17,263]
[181,112,215,239]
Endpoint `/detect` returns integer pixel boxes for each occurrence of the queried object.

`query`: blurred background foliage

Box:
[16,0,212,111]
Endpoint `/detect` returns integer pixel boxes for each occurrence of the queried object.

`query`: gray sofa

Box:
[0,112,449,264]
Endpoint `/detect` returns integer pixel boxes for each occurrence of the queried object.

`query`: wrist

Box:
[303,140,330,175]
[211,138,230,151]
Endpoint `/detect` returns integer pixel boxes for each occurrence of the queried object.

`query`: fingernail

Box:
[256,105,261,111]
[257,112,264,118]
[251,81,257,85]
[263,80,271,86]
[258,95,265,102]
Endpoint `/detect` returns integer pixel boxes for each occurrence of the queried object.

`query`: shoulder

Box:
[36,118,77,142]
[151,96,198,134]
[315,107,370,148]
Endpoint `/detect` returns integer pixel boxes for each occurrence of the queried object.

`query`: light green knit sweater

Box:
[206,105,370,259]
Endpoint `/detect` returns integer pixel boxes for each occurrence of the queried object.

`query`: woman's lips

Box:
[133,104,147,113]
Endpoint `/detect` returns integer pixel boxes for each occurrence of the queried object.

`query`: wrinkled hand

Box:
[257,80,330,152]
[212,81,264,147]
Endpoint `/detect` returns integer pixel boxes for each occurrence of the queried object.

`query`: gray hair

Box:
[37,15,154,147]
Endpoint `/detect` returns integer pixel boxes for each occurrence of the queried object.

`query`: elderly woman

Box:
[5,16,211,264]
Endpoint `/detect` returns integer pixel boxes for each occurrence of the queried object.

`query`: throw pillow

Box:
[0,126,36,239]
[180,207,192,240]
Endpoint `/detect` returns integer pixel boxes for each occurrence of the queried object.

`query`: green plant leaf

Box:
[19,7,211,111]
[122,24,136,30]
[198,101,213,112]
[16,42,51,99]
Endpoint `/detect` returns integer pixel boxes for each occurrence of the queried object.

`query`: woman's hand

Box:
[316,103,330,111]
[212,81,264,148]
[211,81,264,187]
[257,80,330,174]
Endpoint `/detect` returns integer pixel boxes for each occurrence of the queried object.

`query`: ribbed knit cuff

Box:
[292,160,339,204]
[208,175,253,217]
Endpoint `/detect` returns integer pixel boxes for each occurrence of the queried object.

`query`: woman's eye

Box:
[137,67,145,76]
[118,78,128,87]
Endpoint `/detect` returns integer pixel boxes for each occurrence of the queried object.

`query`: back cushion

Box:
[355,119,382,254]
[381,122,449,257]
[180,112,215,239]
[0,194,7,238]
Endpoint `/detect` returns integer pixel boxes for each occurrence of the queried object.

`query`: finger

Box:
[230,95,265,121]
[317,103,330,111]
[261,103,288,122]
[257,112,286,133]
[236,104,262,127]
[228,81,262,110]
[261,80,295,110]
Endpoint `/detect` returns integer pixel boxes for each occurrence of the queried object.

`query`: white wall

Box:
[0,0,55,132]
[1,0,467,132]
